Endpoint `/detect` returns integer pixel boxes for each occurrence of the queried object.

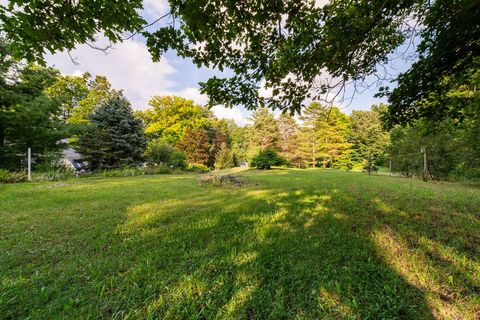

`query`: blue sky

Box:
[45,0,416,126]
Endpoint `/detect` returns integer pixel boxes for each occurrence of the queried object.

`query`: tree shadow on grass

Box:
[231,188,434,319]
[109,180,437,318]
[3,172,479,318]
[366,191,480,318]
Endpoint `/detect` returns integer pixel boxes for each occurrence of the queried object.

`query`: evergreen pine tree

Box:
[75,92,146,169]
[278,114,304,167]
[349,105,390,166]
[214,142,234,170]
[250,108,279,151]
[299,103,351,168]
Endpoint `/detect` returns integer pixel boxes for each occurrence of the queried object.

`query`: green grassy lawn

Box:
[1,169,479,319]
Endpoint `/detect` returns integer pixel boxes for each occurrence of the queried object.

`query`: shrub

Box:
[346,162,353,172]
[145,141,186,168]
[251,149,286,169]
[169,150,187,169]
[0,169,27,183]
[145,141,173,165]
[32,150,77,181]
[143,165,172,175]
[186,163,210,173]
[34,149,65,173]
[363,154,378,175]
[86,165,178,179]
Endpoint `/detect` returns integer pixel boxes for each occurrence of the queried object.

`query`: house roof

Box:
[62,148,82,161]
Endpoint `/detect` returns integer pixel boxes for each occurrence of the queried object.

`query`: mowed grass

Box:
[1,169,479,319]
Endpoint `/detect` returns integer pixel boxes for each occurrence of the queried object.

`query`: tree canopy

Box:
[0,39,67,170]
[0,0,145,62]
[136,96,214,145]
[379,0,480,127]
[299,103,351,168]
[47,73,112,125]
[4,0,477,125]
[249,108,279,151]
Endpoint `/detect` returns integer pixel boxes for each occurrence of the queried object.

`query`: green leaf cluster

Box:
[0,40,67,170]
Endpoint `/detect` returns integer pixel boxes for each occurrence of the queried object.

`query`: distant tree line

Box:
[1,33,478,181]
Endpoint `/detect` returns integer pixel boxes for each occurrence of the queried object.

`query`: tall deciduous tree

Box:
[47,73,112,125]
[0,0,145,62]
[209,130,227,167]
[0,40,67,170]
[75,92,146,169]
[382,0,480,127]
[176,128,211,166]
[137,96,214,145]
[388,118,480,180]
[210,118,247,165]
[45,73,89,121]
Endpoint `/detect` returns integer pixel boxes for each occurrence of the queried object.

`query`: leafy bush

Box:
[186,163,210,173]
[346,162,353,172]
[145,141,173,165]
[34,149,65,172]
[32,150,78,181]
[143,165,172,175]
[0,169,27,183]
[169,150,187,169]
[251,149,286,169]
[145,141,186,168]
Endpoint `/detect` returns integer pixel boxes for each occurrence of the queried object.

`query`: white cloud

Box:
[46,37,177,109]
[258,79,273,99]
[142,0,170,18]
[70,69,83,77]
[46,43,251,125]
[168,87,209,106]
[211,105,250,126]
